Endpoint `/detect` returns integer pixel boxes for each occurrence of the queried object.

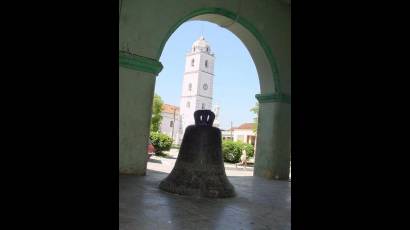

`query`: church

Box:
[159,36,220,145]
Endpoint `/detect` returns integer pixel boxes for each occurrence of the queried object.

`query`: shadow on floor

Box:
[119,169,290,230]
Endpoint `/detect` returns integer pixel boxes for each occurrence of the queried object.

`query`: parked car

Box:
[147,139,155,158]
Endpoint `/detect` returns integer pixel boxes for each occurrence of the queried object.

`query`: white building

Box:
[222,123,257,145]
[159,36,219,145]
[159,104,182,144]
[179,36,216,133]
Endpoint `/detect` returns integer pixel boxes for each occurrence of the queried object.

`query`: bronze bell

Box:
[159,110,235,198]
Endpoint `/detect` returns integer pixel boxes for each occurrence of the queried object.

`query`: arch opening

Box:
[119,6,290,181]
[149,14,275,178]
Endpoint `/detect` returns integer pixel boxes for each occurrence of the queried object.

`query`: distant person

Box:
[236,149,247,168]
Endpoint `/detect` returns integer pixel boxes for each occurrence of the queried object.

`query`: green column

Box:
[119,52,163,175]
[254,93,291,180]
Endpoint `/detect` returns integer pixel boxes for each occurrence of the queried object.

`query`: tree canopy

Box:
[250,102,259,133]
[151,94,163,132]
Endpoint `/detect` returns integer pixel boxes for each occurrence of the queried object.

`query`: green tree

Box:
[250,102,259,133]
[150,94,163,132]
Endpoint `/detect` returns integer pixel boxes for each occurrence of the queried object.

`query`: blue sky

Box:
[155,21,260,130]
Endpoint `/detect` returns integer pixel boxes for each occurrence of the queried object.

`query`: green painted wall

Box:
[119,0,290,94]
[254,102,291,179]
[119,0,291,179]
[119,67,156,175]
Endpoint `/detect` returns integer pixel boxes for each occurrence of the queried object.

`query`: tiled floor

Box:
[119,169,291,230]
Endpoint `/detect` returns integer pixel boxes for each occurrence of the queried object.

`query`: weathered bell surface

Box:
[159,110,235,198]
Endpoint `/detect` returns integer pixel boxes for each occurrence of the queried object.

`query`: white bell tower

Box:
[179,36,215,134]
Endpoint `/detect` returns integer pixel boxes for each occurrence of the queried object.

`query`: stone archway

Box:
[119,1,290,180]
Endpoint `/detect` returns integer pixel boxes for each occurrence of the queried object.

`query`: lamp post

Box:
[230,121,233,140]
[171,109,176,143]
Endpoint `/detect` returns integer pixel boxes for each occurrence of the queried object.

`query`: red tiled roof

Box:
[226,123,255,131]
[235,123,255,130]
[162,104,179,114]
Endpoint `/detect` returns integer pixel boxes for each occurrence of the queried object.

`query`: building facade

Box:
[222,123,257,145]
[159,104,182,144]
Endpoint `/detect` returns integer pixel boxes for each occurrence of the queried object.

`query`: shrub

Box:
[150,132,172,155]
[222,140,243,163]
[222,141,255,163]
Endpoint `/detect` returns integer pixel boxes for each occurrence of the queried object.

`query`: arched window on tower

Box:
[186,101,190,108]
[202,103,205,109]
[188,83,192,91]
[191,59,194,67]
[205,60,208,68]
